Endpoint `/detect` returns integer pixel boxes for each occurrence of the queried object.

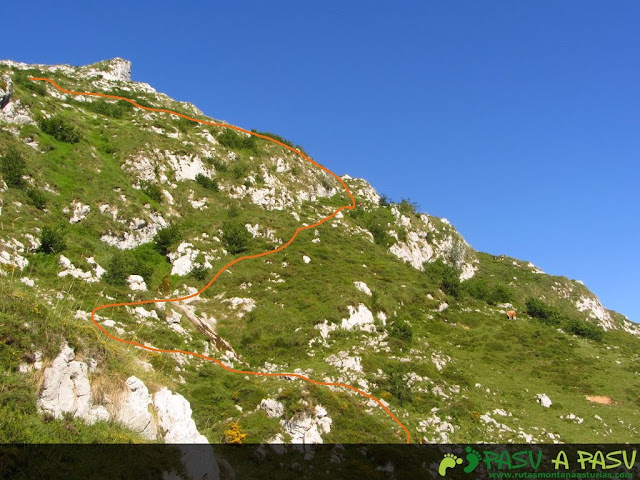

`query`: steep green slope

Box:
[1,58,638,445]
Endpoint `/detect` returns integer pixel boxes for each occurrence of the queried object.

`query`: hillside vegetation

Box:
[1,58,639,450]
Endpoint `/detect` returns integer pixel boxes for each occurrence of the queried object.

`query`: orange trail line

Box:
[30,77,412,444]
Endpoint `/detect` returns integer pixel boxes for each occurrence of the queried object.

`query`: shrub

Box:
[363,210,395,247]
[398,198,419,217]
[389,319,413,343]
[176,117,196,133]
[223,422,248,444]
[83,99,132,118]
[564,318,603,341]
[141,182,163,203]
[38,115,81,143]
[487,283,512,305]
[424,259,461,298]
[379,194,391,207]
[231,163,250,180]
[1,146,26,188]
[26,187,46,210]
[104,250,154,286]
[36,227,65,254]
[103,251,130,286]
[210,157,227,172]
[217,129,256,151]
[388,368,412,406]
[195,174,219,192]
[464,278,491,301]
[14,70,47,96]
[154,225,180,255]
[526,298,562,325]
[221,221,251,255]
[251,130,294,148]
[190,265,209,282]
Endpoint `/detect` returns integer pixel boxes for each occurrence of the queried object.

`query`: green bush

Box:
[564,318,603,341]
[217,129,257,151]
[387,368,413,406]
[424,259,461,298]
[195,174,219,192]
[526,297,562,325]
[36,227,65,254]
[38,115,81,143]
[363,209,395,247]
[141,181,163,203]
[389,319,413,343]
[398,198,419,217]
[221,221,251,255]
[104,251,154,286]
[26,187,46,210]
[1,146,26,188]
[83,99,132,118]
[251,130,294,148]
[379,194,391,207]
[190,265,210,282]
[14,70,47,96]
[464,278,513,305]
[154,225,180,255]
[231,163,250,180]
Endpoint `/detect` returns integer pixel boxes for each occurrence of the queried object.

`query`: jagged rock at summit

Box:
[1,56,639,463]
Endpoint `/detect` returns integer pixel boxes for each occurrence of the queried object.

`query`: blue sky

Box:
[2,1,639,322]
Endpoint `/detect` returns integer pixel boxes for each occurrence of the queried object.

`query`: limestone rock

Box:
[127,274,148,291]
[259,398,284,418]
[153,387,208,443]
[38,344,94,421]
[115,376,158,440]
[535,393,552,408]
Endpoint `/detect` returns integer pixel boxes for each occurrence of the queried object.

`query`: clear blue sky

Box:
[3,1,639,322]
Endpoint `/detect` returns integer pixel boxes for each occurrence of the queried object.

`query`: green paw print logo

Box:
[438,446,482,476]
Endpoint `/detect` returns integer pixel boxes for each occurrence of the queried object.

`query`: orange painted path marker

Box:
[30,77,412,444]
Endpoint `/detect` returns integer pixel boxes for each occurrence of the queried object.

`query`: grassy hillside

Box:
[1,59,638,445]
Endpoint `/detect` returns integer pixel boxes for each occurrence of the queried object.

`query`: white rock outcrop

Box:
[127,274,147,291]
[153,387,208,443]
[354,281,372,296]
[340,304,376,332]
[38,344,109,425]
[115,376,158,440]
[535,393,553,408]
[281,404,332,444]
[259,398,285,419]
[69,202,90,223]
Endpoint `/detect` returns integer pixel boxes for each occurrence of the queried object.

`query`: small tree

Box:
[221,221,251,255]
[389,318,413,343]
[1,146,26,188]
[36,226,65,254]
[154,225,180,255]
[195,173,219,192]
[38,115,81,143]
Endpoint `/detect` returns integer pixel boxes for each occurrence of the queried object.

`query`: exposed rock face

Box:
[259,398,285,418]
[153,387,208,443]
[340,304,375,332]
[38,344,109,424]
[115,376,158,440]
[281,404,332,444]
[1,74,12,109]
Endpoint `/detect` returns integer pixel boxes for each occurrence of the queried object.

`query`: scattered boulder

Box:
[127,274,147,291]
[259,398,285,418]
[535,393,552,408]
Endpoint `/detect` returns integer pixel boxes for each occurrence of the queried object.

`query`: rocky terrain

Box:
[1,58,639,477]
